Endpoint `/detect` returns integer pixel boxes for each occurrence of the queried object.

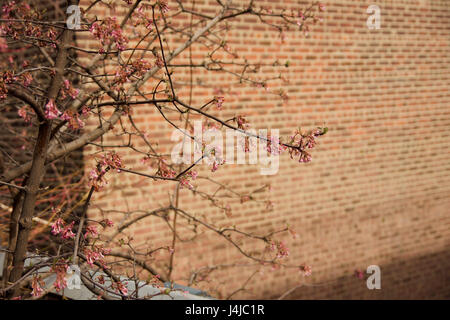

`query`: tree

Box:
[0,0,326,299]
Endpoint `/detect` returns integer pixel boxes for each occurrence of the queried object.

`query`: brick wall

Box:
[80,0,450,299]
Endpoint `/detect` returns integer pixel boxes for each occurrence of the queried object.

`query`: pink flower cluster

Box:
[44,99,61,119]
[21,72,32,87]
[84,225,98,239]
[158,0,170,14]
[268,240,290,259]
[318,3,326,12]
[300,265,312,277]
[84,245,111,267]
[0,70,17,99]
[288,127,327,163]
[102,219,114,228]
[89,152,123,191]
[18,105,32,124]
[42,84,84,127]
[51,218,75,240]
[235,115,249,130]
[133,4,153,30]
[355,269,364,280]
[155,158,176,179]
[266,135,286,155]
[203,144,225,172]
[1,1,59,49]
[51,262,70,292]
[89,167,108,191]
[155,53,165,68]
[114,59,152,87]
[31,275,44,297]
[61,79,79,100]
[180,170,198,190]
[61,110,85,130]
[291,2,326,37]
[1,1,17,17]
[132,59,152,77]
[112,280,128,296]
[214,96,224,110]
[89,17,128,52]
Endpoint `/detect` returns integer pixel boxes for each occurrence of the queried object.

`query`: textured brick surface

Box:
[78,0,450,299]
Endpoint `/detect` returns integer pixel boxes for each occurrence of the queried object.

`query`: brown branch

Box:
[107,251,168,283]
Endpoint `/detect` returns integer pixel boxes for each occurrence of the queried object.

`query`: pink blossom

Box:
[318,3,326,12]
[62,79,79,99]
[276,241,289,259]
[18,106,31,124]
[51,218,64,235]
[85,249,97,266]
[114,281,128,296]
[88,152,122,191]
[53,277,66,292]
[214,96,224,109]
[90,17,128,52]
[89,168,99,181]
[158,0,170,13]
[60,111,71,122]
[355,269,364,280]
[301,265,312,277]
[132,59,152,77]
[236,115,249,130]
[180,177,194,190]
[104,219,114,227]
[84,225,98,238]
[267,240,289,259]
[155,54,164,68]
[298,151,312,163]
[51,263,69,292]
[0,85,7,100]
[61,111,84,130]
[31,275,44,297]
[211,161,219,172]
[2,1,16,17]
[61,221,75,240]
[21,73,32,86]
[298,10,305,20]
[84,246,110,267]
[267,135,284,155]
[89,167,107,191]
[156,159,176,178]
[44,99,61,120]
[189,170,198,180]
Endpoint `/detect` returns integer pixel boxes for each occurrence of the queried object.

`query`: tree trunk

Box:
[7,19,74,296]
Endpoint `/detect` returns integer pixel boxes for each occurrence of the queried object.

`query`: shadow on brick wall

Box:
[276,249,450,299]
